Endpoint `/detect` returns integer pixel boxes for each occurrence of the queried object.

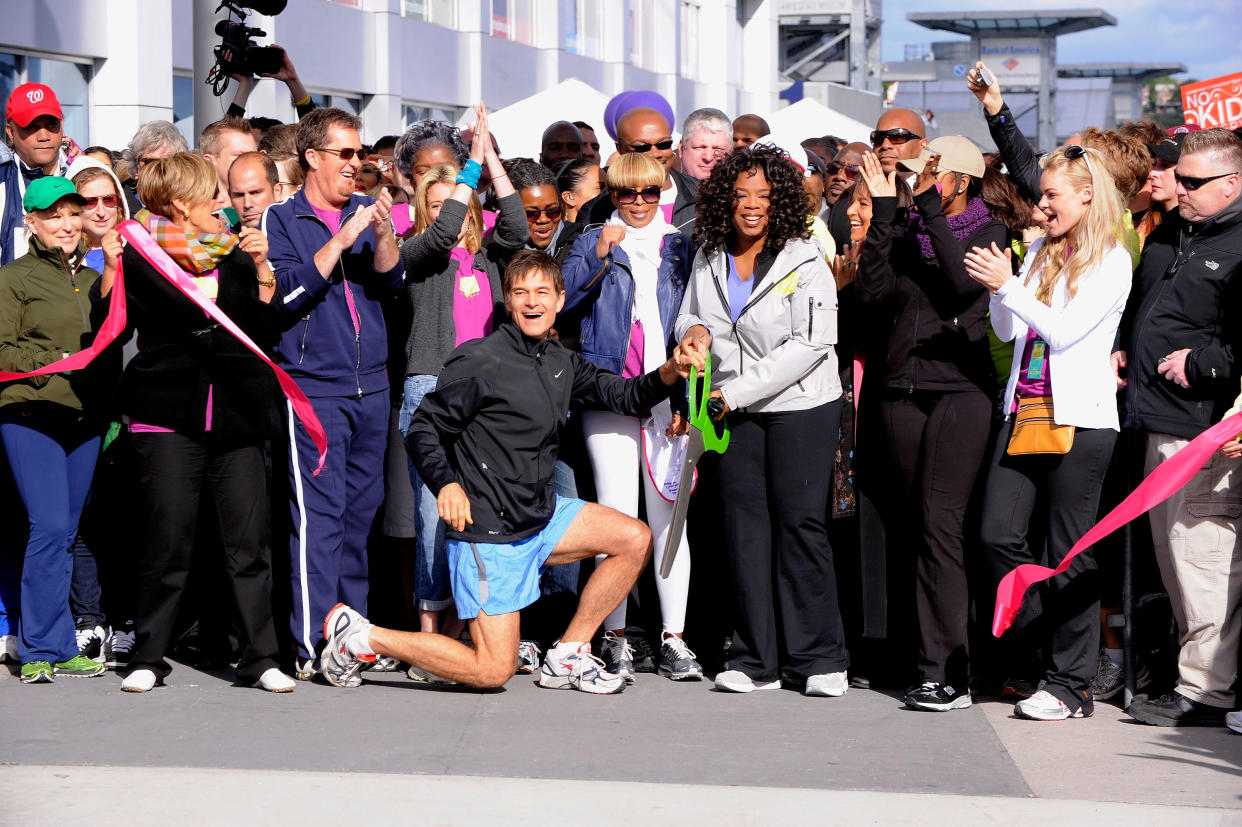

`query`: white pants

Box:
[583,409,690,634]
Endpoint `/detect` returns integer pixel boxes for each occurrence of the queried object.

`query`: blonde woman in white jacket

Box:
[965,144,1131,722]
[677,145,848,697]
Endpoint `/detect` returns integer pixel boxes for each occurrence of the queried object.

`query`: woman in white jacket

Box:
[677,145,848,697]
[965,144,1130,721]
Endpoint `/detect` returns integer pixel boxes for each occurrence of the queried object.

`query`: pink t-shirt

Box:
[310,202,361,334]
[622,320,645,379]
[1012,329,1052,411]
[392,204,414,237]
[450,248,494,347]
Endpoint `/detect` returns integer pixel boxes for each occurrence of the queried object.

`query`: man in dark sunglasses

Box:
[1117,127,1242,729]
[576,107,699,236]
[870,108,928,174]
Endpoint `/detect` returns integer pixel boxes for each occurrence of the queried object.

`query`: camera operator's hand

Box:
[259,45,310,108]
[228,71,255,114]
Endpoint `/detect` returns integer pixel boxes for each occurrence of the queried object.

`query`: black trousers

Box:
[980,422,1116,710]
[880,389,991,687]
[129,433,280,684]
[718,400,849,682]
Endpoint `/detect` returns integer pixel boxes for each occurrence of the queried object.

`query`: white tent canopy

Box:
[764,98,872,148]
[456,78,618,163]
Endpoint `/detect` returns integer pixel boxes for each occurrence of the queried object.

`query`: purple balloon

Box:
[604,91,638,140]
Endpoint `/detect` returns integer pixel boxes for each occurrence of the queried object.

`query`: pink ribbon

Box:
[117,220,327,475]
[993,410,1242,637]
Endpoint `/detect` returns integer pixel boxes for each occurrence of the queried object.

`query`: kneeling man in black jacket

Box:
[319,250,704,694]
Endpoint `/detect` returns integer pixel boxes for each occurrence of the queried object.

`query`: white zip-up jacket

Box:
[992,238,1132,430]
[675,237,840,413]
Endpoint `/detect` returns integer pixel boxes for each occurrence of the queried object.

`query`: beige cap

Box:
[898,135,985,179]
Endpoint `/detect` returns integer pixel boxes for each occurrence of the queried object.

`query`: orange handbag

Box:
[1006,395,1075,456]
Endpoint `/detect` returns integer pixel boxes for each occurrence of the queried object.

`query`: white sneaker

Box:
[406,665,456,684]
[1015,689,1087,721]
[714,669,781,693]
[254,667,296,693]
[538,642,625,694]
[805,672,848,697]
[320,603,375,688]
[0,634,17,663]
[1226,710,1242,734]
[121,668,158,693]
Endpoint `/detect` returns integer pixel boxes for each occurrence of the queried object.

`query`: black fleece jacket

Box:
[405,321,673,543]
[855,189,1005,394]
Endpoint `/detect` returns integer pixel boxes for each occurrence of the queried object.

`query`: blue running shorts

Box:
[447,496,587,619]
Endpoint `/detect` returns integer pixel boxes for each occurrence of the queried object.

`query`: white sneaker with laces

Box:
[254,667,296,692]
[121,668,158,693]
[0,634,17,663]
[714,669,781,693]
[320,603,375,688]
[1015,689,1084,721]
[538,642,625,694]
[805,672,848,697]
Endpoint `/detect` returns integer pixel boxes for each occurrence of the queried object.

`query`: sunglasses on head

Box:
[82,195,118,209]
[1064,144,1087,161]
[1175,170,1239,191]
[870,128,921,147]
[314,146,365,161]
[827,161,861,177]
[613,186,661,204]
[524,206,563,221]
[625,139,674,154]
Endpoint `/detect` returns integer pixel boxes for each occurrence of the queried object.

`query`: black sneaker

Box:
[631,636,657,674]
[1126,692,1226,727]
[107,623,135,669]
[904,681,972,711]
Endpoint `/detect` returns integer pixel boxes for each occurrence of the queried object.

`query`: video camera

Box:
[206,0,288,96]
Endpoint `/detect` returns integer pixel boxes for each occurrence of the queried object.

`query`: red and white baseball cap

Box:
[5,83,63,128]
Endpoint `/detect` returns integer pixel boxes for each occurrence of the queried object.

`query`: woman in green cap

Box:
[0,175,120,683]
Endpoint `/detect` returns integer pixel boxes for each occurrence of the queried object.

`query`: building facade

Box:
[1,0,782,148]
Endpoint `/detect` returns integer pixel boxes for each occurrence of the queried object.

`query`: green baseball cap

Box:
[23,176,86,212]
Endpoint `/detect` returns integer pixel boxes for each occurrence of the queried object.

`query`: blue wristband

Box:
[456,159,482,189]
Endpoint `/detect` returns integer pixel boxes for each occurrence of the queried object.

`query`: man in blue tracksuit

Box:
[263,108,403,677]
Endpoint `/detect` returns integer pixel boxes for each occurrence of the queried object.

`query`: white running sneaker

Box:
[320,603,376,688]
[294,657,318,681]
[1226,710,1242,734]
[714,669,781,693]
[406,665,456,684]
[254,667,296,693]
[1015,689,1088,721]
[76,625,107,662]
[0,634,17,663]
[805,672,848,697]
[121,668,158,693]
[516,640,542,674]
[538,642,625,695]
[368,655,401,672]
[598,631,636,683]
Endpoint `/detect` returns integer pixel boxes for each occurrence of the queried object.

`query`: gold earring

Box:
[183,211,190,221]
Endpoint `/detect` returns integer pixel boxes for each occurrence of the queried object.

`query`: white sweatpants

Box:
[583,409,691,634]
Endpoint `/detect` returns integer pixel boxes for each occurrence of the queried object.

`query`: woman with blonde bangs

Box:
[965,145,1131,722]
[396,104,527,657]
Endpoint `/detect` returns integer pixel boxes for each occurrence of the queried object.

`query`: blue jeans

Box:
[0,421,99,664]
[399,375,451,612]
[70,532,105,628]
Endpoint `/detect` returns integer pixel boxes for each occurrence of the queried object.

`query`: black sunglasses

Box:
[1064,144,1087,160]
[613,186,661,204]
[314,146,365,161]
[625,139,674,154]
[870,128,921,147]
[827,161,861,177]
[1175,170,1239,191]
[524,206,563,221]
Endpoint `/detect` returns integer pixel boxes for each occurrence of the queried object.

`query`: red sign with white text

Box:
[1181,72,1242,130]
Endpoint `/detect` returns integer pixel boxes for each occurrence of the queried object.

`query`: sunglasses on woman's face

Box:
[613,186,661,204]
[524,206,563,221]
[869,128,921,147]
[1175,170,1239,191]
[82,195,118,209]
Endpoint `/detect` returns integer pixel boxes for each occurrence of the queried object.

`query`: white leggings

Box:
[582,409,690,634]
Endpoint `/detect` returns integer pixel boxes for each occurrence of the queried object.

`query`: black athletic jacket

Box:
[405,321,672,543]
[1121,196,1242,439]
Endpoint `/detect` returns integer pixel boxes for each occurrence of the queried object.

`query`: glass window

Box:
[311,93,363,117]
[679,1,699,79]
[172,74,195,149]
[0,52,91,147]
[403,102,459,129]
[562,0,602,58]
[630,0,655,71]
[403,0,456,26]
[492,0,534,45]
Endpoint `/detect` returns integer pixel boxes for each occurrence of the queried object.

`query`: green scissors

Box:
[660,352,729,578]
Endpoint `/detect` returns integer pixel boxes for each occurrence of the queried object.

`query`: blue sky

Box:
[879,0,1238,82]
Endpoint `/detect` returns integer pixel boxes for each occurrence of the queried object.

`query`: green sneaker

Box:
[20,660,54,684]
[53,654,106,677]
